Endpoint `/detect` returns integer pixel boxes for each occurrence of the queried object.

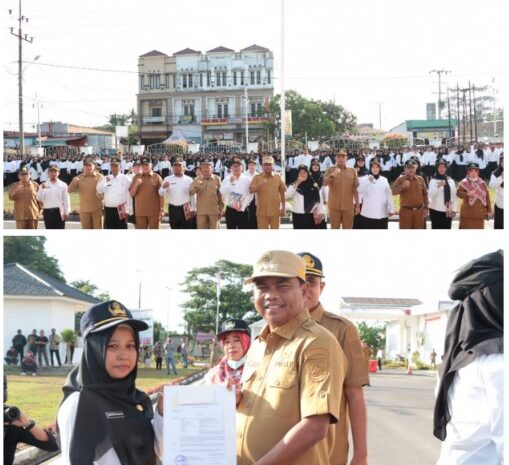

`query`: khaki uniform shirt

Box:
[324,167,358,211]
[250,172,286,216]
[188,175,224,215]
[130,172,163,217]
[70,173,104,213]
[392,175,428,208]
[457,182,492,219]
[237,309,345,465]
[311,303,369,465]
[8,181,41,220]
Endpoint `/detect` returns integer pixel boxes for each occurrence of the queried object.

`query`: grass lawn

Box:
[4,364,204,428]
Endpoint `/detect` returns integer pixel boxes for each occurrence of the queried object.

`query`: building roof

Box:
[207,46,234,53]
[66,125,114,136]
[405,119,458,130]
[341,297,422,307]
[3,131,39,138]
[4,263,101,304]
[140,50,168,58]
[174,48,201,56]
[240,44,269,52]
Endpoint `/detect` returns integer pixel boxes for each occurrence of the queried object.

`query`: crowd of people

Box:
[4,142,503,230]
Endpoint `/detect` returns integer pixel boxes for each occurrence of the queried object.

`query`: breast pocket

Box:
[263,370,297,417]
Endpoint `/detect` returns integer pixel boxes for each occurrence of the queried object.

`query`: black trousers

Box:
[156,357,163,370]
[43,208,65,229]
[358,215,388,229]
[429,208,452,229]
[104,207,127,229]
[494,204,504,229]
[14,346,24,361]
[248,199,258,229]
[50,349,61,367]
[225,207,249,229]
[292,212,316,229]
[169,204,195,229]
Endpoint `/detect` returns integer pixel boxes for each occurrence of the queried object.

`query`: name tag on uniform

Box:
[105,411,125,419]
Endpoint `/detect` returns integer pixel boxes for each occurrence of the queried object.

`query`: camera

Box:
[4,406,20,423]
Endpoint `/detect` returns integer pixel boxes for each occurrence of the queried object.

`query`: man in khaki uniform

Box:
[249,155,286,229]
[188,159,223,229]
[237,250,345,465]
[392,159,429,229]
[68,157,104,229]
[323,149,360,229]
[298,252,369,465]
[129,156,163,229]
[8,167,41,229]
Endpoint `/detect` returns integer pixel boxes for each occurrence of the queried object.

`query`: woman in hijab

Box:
[57,300,163,465]
[488,152,503,230]
[357,158,395,229]
[309,158,327,229]
[287,164,326,229]
[205,319,251,386]
[353,155,370,229]
[457,162,492,229]
[434,250,503,465]
[428,158,457,229]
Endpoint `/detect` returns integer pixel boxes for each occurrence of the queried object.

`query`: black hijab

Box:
[432,163,451,205]
[433,250,503,441]
[296,165,321,213]
[60,324,156,465]
[309,158,323,187]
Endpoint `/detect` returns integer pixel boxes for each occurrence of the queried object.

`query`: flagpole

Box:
[215,273,221,334]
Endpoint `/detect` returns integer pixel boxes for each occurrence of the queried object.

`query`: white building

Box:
[3,263,101,363]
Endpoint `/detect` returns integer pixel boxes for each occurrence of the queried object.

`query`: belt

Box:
[401,205,423,211]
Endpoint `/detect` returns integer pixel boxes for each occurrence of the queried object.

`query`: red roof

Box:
[241,44,269,52]
[207,46,234,53]
[174,48,201,55]
[140,50,168,58]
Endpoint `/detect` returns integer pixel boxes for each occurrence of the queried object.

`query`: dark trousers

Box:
[248,199,258,229]
[156,357,163,370]
[225,206,249,229]
[14,346,24,361]
[494,204,503,229]
[43,208,65,229]
[50,349,61,367]
[169,204,194,229]
[104,207,127,229]
[358,215,388,229]
[292,212,315,229]
[430,208,452,229]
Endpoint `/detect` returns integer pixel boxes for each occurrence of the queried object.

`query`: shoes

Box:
[20,372,27,376]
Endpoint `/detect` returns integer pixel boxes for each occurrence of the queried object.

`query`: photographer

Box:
[4,378,59,465]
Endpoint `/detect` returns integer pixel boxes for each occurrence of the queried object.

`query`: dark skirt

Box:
[292,212,318,229]
[494,204,503,229]
[357,215,388,229]
[429,208,452,229]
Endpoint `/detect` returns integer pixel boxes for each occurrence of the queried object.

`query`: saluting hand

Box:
[106,176,112,182]
[136,178,143,186]
[162,181,170,189]
[401,179,411,189]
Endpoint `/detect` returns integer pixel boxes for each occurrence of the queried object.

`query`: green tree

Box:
[181,260,259,336]
[356,321,386,353]
[70,280,110,301]
[4,236,65,281]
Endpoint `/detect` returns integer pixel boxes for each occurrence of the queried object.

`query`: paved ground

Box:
[360,368,441,465]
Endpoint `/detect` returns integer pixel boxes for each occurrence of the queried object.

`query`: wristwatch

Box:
[23,419,36,431]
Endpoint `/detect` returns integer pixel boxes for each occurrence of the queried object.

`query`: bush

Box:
[416,361,431,370]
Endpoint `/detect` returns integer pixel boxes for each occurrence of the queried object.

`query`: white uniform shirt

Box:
[428,178,457,213]
[286,184,326,215]
[36,179,71,214]
[4,161,18,173]
[358,175,394,219]
[436,353,503,465]
[220,173,253,211]
[421,151,437,166]
[320,156,333,172]
[158,174,195,209]
[346,158,356,168]
[57,391,163,465]
[96,173,131,208]
[489,172,504,209]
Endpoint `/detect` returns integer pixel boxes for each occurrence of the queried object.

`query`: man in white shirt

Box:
[36,164,71,229]
[159,157,196,229]
[489,153,504,229]
[96,157,131,229]
[220,157,252,229]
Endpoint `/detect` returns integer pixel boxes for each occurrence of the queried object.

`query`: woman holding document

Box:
[57,300,164,465]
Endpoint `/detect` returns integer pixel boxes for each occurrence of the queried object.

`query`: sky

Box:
[2,0,504,134]
[29,231,505,332]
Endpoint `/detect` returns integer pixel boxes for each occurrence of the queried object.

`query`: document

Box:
[163,384,236,465]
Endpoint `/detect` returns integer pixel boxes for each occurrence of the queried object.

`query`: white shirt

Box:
[421,151,437,166]
[358,175,394,219]
[220,173,253,211]
[96,173,131,208]
[436,354,503,465]
[36,179,71,214]
[4,161,18,173]
[286,183,326,215]
[320,156,333,172]
[489,172,504,209]
[428,178,458,213]
[346,158,356,168]
[57,391,163,465]
[158,174,195,208]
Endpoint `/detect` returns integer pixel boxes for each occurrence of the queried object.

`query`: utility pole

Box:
[468,81,473,142]
[471,83,478,142]
[460,87,468,143]
[244,84,249,151]
[375,101,383,130]
[280,0,286,183]
[9,0,33,156]
[430,70,450,119]
[456,84,461,143]
[447,89,452,140]
[492,77,497,137]
[33,93,42,154]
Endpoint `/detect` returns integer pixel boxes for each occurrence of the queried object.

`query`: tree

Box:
[70,280,110,301]
[356,321,386,353]
[4,236,65,281]
[180,260,260,336]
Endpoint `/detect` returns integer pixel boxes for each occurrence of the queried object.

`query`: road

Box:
[360,368,441,465]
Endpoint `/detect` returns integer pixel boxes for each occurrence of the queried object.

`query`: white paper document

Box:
[163,384,236,465]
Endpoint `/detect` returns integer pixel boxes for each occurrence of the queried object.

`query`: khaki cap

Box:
[245,250,306,284]
[337,149,347,156]
[262,156,274,164]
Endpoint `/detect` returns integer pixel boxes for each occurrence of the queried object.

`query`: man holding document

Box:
[237,250,346,465]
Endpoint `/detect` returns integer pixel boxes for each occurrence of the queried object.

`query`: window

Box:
[241,71,244,86]
[173,74,176,88]
[233,72,237,86]
[267,70,271,84]
[216,72,221,86]
[164,74,170,87]
[149,74,155,89]
[251,103,256,117]
[223,104,228,118]
[188,73,193,87]
[217,104,222,118]
[152,107,162,117]
[155,74,160,88]
[207,72,211,86]
[250,71,255,85]
[256,71,261,85]
[257,102,262,115]
[182,74,187,88]
[222,72,227,86]
[200,73,203,87]
[140,75,145,90]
